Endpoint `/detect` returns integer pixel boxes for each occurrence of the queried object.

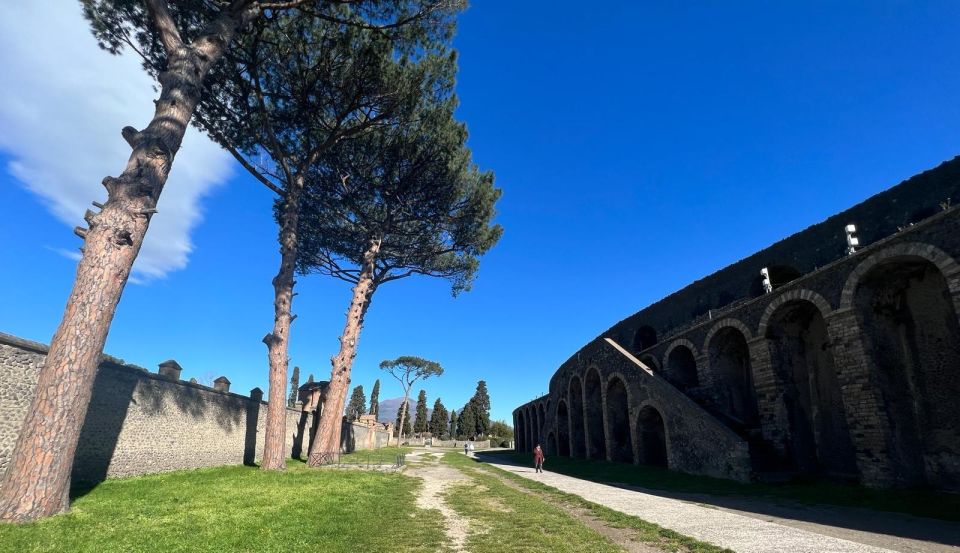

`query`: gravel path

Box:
[405,451,471,552]
[478,456,960,553]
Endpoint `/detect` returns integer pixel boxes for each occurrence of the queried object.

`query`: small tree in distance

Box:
[288,366,300,408]
[346,385,366,422]
[369,379,381,420]
[429,398,449,438]
[449,409,458,439]
[394,402,412,439]
[414,389,429,436]
[380,356,443,444]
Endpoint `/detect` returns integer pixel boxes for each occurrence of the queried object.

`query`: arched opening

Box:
[708,326,760,427]
[584,369,606,460]
[538,403,546,450]
[556,400,570,457]
[766,300,857,478]
[525,409,533,453]
[855,258,960,489]
[750,265,803,297]
[666,345,699,390]
[547,432,557,456]
[637,406,667,467]
[606,377,634,463]
[529,405,543,449]
[633,325,658,353]
[569,376,586,458]
[515,412,525,452]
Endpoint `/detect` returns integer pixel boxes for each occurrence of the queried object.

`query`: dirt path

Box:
[405,450,471,552]
[477,454,960,553]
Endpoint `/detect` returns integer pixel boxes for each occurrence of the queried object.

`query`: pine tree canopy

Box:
[292,52,502,296]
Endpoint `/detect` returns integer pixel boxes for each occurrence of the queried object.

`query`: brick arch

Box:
[604,371,636,463]
[567,373,586,458]
[757,289,834,337]
[582,365,606,459]
[840,242,960,309]
[703,318,754,351]
[662,338,700,369]
[635,399,670,467]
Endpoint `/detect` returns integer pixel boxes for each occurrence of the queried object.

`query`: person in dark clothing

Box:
[533,444,545,473]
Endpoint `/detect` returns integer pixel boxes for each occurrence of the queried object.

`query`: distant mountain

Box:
[377,397,432,426]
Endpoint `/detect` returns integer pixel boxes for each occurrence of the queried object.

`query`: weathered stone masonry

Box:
[515,156,960,490]
[0,333,389,487]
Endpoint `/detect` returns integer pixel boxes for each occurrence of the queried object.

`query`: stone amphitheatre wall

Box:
[517,157,960,490]
[613,156,960,340]
[0,333,387,487]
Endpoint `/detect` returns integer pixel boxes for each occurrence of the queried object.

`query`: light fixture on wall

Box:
[845,224,859,255]
[760,267,773,294]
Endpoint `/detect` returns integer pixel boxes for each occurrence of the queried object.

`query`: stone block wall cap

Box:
[214,376,231,384]
[158,359,182,369]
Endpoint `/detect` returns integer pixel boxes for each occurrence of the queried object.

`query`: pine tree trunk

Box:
[308,239,381,465]
[397,392,411,444]
[260,177,304,471]
[0,12,245,522]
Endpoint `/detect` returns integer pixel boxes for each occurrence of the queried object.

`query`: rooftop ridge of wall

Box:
[604,154,960,341]
[0,331,292,409]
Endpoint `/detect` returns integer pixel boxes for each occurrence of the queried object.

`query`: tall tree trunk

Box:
[308,238,381,465]
[260,177,304,471]
[397,391,411,444]
[0,8,247,522]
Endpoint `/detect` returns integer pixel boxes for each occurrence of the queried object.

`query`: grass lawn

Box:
[0,460,443,553]
[494,452,960,522]
[440,453,623,553]
[450,454,732,553]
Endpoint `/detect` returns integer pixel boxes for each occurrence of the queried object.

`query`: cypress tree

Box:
[429,398,448,438]
[288,366,300,408]
[414,389,429,436]
[346,385,366,422]
[473,381,491,437]
[368,379,381,420]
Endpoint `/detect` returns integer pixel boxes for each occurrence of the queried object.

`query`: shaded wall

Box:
[0,334,310,487]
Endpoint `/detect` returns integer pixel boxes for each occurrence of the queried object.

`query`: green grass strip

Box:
[439,453,623,552]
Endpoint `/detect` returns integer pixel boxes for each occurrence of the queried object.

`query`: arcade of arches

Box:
[514,241,960,490]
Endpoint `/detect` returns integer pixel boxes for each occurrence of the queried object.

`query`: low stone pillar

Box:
[214,376,231,393]
[250,387,263,401]
[158,359,182,381]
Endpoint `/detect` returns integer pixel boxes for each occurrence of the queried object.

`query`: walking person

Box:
[533,443,545,473]
[464,442,469,456]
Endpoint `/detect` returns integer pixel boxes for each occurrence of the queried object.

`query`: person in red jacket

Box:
[533,444,545,473]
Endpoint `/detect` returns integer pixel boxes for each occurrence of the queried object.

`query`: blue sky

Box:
[1,1,959,424]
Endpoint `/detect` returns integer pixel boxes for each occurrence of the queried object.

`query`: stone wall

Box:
[341,419,391,452]
[518,158,960,490]
[0,333,312,486]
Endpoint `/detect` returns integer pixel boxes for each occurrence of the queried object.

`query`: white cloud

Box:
[0,0,232,281]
